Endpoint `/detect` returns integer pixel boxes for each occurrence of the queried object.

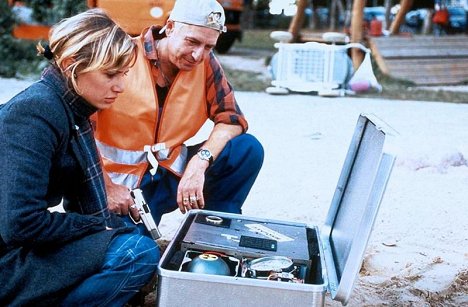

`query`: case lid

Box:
[321,114,396,305]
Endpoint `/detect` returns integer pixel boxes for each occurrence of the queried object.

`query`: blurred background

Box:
[1,0,467,102]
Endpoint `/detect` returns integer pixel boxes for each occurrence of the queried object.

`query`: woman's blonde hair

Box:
[37,9,137,91]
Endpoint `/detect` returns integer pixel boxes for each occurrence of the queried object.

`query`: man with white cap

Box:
[93,0,264,233]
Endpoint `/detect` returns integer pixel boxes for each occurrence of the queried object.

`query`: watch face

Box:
[200,149,211,159]
[198,149,212,161]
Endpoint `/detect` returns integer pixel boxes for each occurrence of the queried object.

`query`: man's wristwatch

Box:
[197,148,213,166]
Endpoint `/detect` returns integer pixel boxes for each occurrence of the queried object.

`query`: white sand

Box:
[1,74,467,306]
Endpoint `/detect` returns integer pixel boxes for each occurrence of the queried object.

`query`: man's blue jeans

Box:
[139,133,264,226]
[61,229,159,306]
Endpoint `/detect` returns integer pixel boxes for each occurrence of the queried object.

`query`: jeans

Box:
[138,133,264,227]
[61,229,159,306]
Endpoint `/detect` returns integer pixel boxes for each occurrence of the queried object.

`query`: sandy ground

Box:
[1,60,467,306]
[158,92,468,307]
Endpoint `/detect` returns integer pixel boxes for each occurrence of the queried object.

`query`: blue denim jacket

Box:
[0,67,133,305]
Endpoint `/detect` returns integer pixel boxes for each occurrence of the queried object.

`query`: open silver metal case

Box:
[157,114,396,306]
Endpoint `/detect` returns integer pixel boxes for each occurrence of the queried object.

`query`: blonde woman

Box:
[0,9,158,306]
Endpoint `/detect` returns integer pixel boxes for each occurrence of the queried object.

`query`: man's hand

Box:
[104,175,140,221]
[176,156,209,213]
[176,123,243,213]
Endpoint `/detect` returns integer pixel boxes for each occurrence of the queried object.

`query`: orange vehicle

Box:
[9,0,243,53]
[8,0,49,40]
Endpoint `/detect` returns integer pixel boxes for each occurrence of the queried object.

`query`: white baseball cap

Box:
[164,0,227,33]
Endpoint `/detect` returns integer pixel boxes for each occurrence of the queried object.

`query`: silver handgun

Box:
[130,188,162,241]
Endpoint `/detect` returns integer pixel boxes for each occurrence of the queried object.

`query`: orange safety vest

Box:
[94,37,209,188]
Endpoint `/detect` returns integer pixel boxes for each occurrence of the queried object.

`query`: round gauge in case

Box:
[186,252,231,276]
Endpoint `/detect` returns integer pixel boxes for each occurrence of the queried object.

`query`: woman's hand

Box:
[105,180,140,221]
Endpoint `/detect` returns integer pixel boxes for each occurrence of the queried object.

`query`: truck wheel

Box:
[215,32,237,54]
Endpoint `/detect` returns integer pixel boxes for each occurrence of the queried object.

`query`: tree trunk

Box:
[422,9,433,34]
[390,0,414,34]
[241,1,255,29]
[330,0,337,30]
[344,0,353,33]
[336,0,345,31]
[288,0,309,42]
[350,0,366,69]
[384,0,392,30]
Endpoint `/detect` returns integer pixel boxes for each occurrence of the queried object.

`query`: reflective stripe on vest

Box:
[97,139,188,188]
[96,139,147,165]
[94,36,209,188]
[108,172,140,189]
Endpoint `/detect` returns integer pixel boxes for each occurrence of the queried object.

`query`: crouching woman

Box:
[0,9,159,306]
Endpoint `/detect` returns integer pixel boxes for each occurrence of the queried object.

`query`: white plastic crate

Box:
[267,41,371,96]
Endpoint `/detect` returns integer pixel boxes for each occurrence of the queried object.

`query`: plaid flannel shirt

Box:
[52,68,111,223]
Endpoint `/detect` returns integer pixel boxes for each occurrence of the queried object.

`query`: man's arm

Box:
[200,123,243,160]
[176,123,242,213]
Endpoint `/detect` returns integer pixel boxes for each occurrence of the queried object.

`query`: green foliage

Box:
[236,30,276,51]
[223,67,271,92]
[22,0,88,25]
[0,0,15,34]
[0,1,38,77]
[0,35,42,78]
[0,0,87,78]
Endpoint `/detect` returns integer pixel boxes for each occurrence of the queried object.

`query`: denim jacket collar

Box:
[41,66,97,120]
